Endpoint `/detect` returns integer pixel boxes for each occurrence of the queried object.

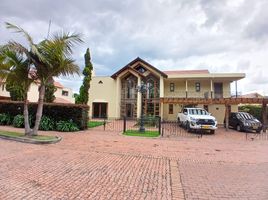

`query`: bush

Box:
[239,105,262,121]
[0,113,12,125]
[137,116,159,127]
[56,120,79,132]
[0,100,89,130]
[12,114,24,128]
[39,115,55,131]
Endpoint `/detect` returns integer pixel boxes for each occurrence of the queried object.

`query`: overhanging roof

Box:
[111,57,168,79]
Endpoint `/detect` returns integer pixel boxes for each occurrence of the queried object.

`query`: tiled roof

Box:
[54,97,73,104]
[53,81,64,88]
[239,93,264,98]
[163,70,210,75]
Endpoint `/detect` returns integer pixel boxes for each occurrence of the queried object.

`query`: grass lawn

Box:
[123,130,160,137]
[0,131,57,141]
[88,121,105,128]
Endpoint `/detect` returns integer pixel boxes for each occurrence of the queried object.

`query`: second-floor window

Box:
[62,90,69,96]
[170,83,175,92]
[195,82,200,92]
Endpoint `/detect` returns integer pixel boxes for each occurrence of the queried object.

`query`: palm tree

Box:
[5,22,82,135]
[0,48,33,135]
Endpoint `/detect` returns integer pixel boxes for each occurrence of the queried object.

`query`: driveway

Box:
[0,126,267,199]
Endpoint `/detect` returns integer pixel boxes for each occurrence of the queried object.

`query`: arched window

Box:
[126,76,136,99]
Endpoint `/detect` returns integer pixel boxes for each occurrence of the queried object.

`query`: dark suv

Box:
[225,112,262,133]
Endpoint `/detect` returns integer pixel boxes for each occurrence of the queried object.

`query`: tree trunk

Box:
[23,93,32,136]
[32,84,45,135]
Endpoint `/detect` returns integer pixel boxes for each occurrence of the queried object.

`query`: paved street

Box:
[0,126,267,199]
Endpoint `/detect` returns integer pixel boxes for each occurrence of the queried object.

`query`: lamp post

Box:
[137,83,147,132]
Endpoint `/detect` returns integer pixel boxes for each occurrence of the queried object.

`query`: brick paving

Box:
[0,125,268,199]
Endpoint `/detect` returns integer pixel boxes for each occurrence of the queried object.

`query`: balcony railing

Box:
[164,90,232,99]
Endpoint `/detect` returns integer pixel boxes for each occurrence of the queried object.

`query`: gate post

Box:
[225,104,230,131]
[123,116,126,133]
[158,117,162,136]
[262,102,267,133]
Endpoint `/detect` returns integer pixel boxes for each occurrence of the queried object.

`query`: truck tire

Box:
[186,121,191,133]
[178,118,182,127]
[210,130,215,134]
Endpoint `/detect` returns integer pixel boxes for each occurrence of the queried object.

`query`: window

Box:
[98,80,103,84]
[195,82,200,92]
[1,84,4,91]
[170,83,175,92]
[62,90,69,96]
[169,104,173,114]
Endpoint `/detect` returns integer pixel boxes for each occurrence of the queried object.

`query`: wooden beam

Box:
[225,104,230,131]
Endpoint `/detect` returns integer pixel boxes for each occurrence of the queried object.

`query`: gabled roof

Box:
[111,57,168,79]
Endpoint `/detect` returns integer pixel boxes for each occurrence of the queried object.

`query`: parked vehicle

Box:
[177,107,217,134]
[225,112,262,133]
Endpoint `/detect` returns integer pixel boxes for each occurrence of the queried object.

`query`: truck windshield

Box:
[189,109,208,115]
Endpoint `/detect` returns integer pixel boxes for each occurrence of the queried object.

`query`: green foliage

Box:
[0,113,12,125]
[39,115,55,131]
[5,82,25,101]
[88,121,104,128]
[76,48,93,104]
[56,120,79,132]
[239,105,262,121]
[0,101,89,130]
[12,114,24,128]
[123,130,160,137]
[44,83,57,103]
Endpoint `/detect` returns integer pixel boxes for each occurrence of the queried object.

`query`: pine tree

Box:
[76,48,93,104]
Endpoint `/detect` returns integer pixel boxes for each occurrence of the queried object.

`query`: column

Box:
[185,80,188,98]
[137,76,141,118]
[210,79,213,98]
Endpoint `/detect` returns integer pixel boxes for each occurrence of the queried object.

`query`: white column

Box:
[160,76,164,98]
[137,76,141,118]
[115,78,121,118]
[210,79,213,98]
[185,80,188,98]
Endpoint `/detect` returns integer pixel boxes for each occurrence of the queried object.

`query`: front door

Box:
[214,83,223,98]
[93,103,107,118]
[126,103,134,118]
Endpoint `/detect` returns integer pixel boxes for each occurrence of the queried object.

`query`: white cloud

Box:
[0,0,268,94]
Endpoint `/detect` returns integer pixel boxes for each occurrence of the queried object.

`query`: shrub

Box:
[12,114,24,128]
[0,113,12,125]
[0,100,89,130]
[56,120,79,132]
[239,105,262,121]
[39,115,55,131]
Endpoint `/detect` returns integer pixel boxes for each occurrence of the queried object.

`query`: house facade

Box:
[0,79,75,104]
[88,57,245,124]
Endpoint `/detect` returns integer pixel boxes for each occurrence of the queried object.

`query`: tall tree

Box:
[5,22,82,135]
[0,48,33,134]
[75,48,93,104]
[44,83,57,103]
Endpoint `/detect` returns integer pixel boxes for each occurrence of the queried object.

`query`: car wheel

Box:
[210,130,215,134]
[236,124,241,132]
[256,129,261,134]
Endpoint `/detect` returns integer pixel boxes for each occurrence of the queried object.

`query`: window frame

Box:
[170,83,175,92]
[195,82,201,92]
[168,104,173,114]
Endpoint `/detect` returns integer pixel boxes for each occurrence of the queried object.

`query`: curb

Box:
[0,135,62,144]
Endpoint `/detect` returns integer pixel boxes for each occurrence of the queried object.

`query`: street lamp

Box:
[137,83,147,132]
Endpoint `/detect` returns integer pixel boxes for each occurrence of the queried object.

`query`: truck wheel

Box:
[178,118,182,127]
[186,122,191,133]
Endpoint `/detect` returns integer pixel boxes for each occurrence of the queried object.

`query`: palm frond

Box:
[5,22,34,45]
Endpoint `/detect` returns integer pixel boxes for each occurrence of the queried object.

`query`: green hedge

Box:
[0,100,89,130]
[239,105,262,121]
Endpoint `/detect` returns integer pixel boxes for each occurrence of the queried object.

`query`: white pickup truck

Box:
[177,107,217,134]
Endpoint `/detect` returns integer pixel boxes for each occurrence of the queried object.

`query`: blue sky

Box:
[0,0,268,95]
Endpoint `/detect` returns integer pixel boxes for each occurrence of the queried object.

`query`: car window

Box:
[189,109,207,115]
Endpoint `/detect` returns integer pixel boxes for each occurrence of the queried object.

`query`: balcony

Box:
[164,90,231,99]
